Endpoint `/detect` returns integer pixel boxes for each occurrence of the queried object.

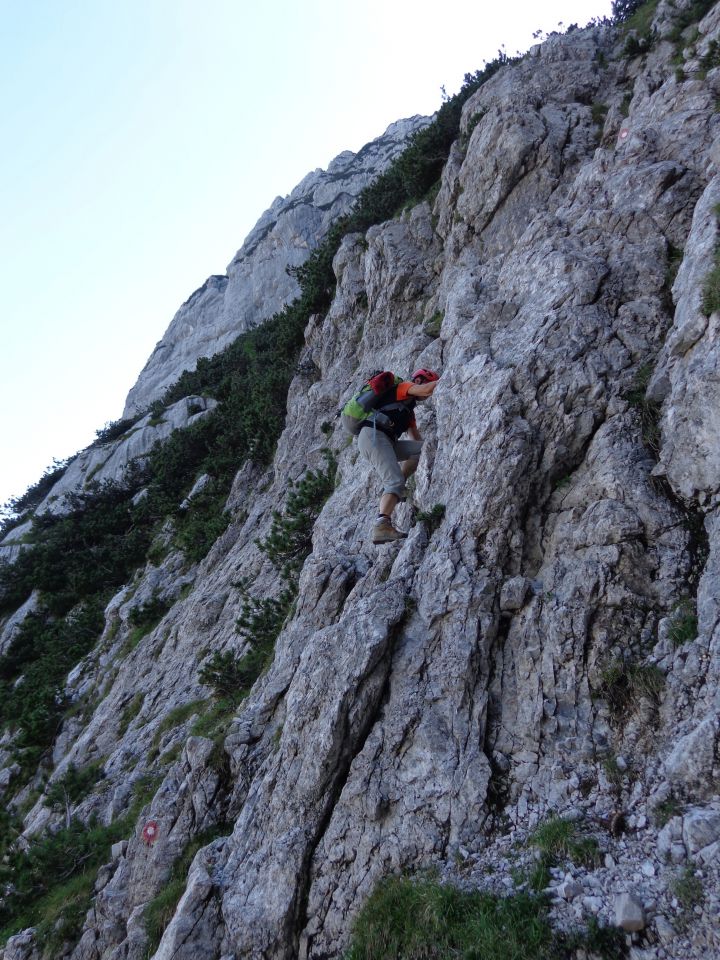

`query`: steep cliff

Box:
[2,2,720,959]
[121,117,429,418]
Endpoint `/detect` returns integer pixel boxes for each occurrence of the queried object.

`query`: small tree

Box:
[44,762,105,828]
[612,0,646,22]
[257,449,337,584]
[199,452,337,704]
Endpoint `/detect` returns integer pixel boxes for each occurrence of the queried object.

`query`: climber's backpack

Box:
[341,371,403,435]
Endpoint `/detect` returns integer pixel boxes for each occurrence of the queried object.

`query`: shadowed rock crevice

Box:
[294,601,414,957]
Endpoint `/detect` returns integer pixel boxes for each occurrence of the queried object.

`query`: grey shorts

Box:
[357,428,423,498]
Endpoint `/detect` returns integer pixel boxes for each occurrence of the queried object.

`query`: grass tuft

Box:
[562,915,627,960]
[672,865,704,931]
[345,875,553,960]
[667,0,716,47]
[624,363,661,454]
[591,102,609,126]
[422,311,444,338]
[416,504,446,534]
[529,816,602,868]
[652,795,683,827]
[700,39,720,77]
[666,243,683,290]
[600,659,665,717]
[149,700,206,751]
[602,754,627,792]
[619,0,659,34]
[667,599,697,648]
[702,255,720,316]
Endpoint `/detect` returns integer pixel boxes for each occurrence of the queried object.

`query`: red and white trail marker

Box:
[142,820,160,845]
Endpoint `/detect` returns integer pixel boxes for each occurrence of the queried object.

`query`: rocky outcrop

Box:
[40,397,217,512]
[0,396,217,562]
[122,117,429,418]
[3,3,720,959]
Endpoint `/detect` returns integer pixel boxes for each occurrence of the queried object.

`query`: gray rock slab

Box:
[615,892,646,931]
[683,807,720,855]
[500,575,530,611]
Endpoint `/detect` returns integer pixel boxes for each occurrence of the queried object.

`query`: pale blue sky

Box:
[0,0,612,510]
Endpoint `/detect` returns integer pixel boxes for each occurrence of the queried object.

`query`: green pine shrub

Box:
[0,809,22,866]
[591,101,609,125]
[0,471,151,619]
[92,416,143,447]
[0,599,107,779]
[0,459,72,529]
[612,0,649,21]
[127,594,173,635]
[43,760,106,815]
[258,449,337,583]
[198,628,286,703]
[199,451,337,713]
[235,588,293,662]
[617,0,659,56]
[666,243,683,290]
[128,595,171,628]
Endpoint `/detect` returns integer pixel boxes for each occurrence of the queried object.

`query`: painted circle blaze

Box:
[142,820,159,844]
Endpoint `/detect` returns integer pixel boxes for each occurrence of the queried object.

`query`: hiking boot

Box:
[372,518,408,544]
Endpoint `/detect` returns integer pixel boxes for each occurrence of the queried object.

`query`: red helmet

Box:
[411,368,440,383]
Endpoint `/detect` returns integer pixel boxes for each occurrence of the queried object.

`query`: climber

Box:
[342,368,440,544]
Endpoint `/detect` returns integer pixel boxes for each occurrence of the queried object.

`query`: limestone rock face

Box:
[122,117,430,417]
[0,592,38,657]
[5,6,720,960]
[43,397,217,510]
[0,396,217,550]
[651,177,720,504]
